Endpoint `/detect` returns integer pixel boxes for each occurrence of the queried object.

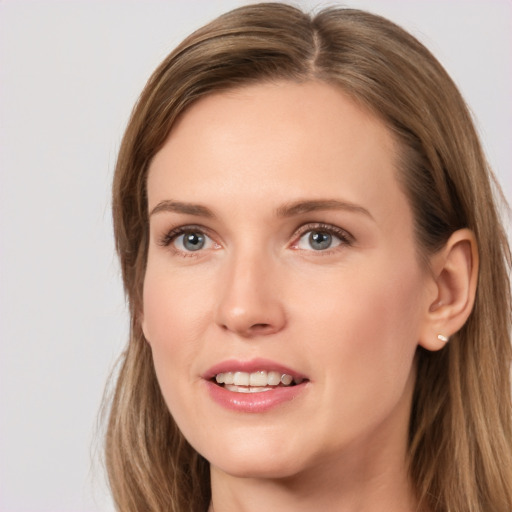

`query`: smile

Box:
[204,360,309,412]
[214,370,304,393]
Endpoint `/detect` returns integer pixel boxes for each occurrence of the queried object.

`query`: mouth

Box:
[212,370,306,393]
[204,359,309,411]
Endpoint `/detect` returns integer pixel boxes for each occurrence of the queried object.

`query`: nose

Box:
[215,250,287,338]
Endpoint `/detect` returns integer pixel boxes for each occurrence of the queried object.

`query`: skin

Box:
[142,81,475,511]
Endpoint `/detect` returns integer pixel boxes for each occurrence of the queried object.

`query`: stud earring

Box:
[437,334,449,343]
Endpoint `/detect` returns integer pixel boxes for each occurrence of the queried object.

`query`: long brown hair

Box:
[105,4,512,511]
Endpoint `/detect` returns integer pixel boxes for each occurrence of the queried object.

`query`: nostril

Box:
[250,323,274,333]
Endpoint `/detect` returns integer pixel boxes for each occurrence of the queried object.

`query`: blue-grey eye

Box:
[176,232,206,251]
[296,229,343,251]
[309,231,332,250]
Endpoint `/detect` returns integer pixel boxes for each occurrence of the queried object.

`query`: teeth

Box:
[214,370,301,388]
[280,374,293,385]
[249,370,267,386]
[267,371,281,385]
[233,371,250,386]
[224,385,273,393]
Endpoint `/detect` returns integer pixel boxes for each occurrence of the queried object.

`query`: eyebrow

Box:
[275,199,374,220]
[149,198,373,221]
[149,200,215,218]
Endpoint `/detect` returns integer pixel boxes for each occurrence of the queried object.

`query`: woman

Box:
[105,3,512,511]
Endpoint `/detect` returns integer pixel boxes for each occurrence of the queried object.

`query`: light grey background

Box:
[0,1,510,511]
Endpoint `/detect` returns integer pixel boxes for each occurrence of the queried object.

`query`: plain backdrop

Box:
[0,1,510,511]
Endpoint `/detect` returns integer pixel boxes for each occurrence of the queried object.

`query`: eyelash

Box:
[158,224,216,254]
[291,223,354,253]
[157,222,354,255]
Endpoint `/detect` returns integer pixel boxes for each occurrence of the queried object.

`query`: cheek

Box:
[297,257,424,413]
[354,268,423,372]
[141,263,212,407]
[298,255,423,345]
[142,260,211,345]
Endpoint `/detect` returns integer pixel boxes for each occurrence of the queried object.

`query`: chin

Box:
[195,431,311,480]
[211,454,305,480]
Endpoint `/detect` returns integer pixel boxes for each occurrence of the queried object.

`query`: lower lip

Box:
[205,380,307,413]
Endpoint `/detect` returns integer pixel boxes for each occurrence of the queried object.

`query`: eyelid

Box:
[156,222,353,254]
[157,224,219,249]
[290,222,354,250]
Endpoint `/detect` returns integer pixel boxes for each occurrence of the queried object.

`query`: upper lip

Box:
[203,358,307,381]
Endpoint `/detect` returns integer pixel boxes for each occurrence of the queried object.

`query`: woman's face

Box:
[143,81,434,479]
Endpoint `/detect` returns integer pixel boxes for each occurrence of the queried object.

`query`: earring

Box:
[437,334,449,343]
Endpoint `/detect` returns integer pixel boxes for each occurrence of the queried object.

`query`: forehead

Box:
[147,80,409,231]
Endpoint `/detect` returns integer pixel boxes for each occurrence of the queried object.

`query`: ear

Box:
[419,228,479,351]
